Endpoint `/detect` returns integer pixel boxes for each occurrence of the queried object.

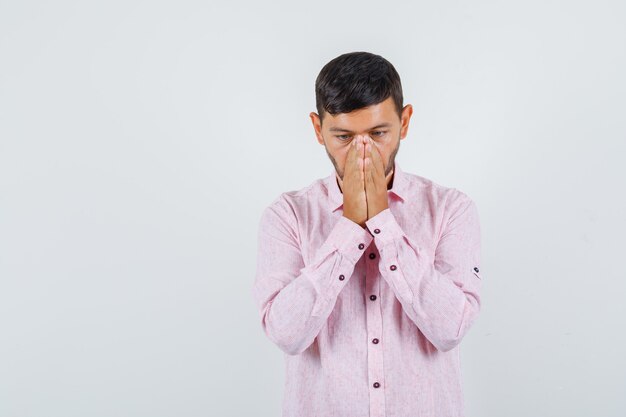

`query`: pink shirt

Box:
[252,161,482,417]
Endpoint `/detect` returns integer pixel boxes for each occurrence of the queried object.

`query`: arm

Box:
[364,196,483,352]
[252,196,373,355]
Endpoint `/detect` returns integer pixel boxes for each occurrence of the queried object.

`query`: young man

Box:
[252,51,483,417]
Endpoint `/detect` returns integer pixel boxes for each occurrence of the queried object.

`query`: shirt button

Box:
[358,243,365,249]
[369,295,377,301]
[339,274,345,281]
[372,338,379,344]
[474,267,480,272]
[368,253,376,259]
[374,228,380,234]
[373,382,380,388]
[390,265,397,271]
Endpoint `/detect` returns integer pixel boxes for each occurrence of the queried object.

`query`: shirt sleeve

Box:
[364,196,482,352]
[252,195,373,355]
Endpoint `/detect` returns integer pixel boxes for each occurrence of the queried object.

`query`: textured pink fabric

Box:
[252,161,482,417]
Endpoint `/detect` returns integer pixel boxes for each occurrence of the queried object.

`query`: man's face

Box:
[310,96,413,183]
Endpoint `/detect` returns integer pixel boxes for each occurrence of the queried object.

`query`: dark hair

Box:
[315,51,404,124]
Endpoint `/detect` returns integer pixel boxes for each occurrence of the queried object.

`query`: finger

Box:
[354,137,364,178]
[364,138,375,177]
[346,137,358,179]
[364,143,375,190]
[368,137,384,178]
[358,137,367,183]
[358,153,364,182]
[348,137,364,186]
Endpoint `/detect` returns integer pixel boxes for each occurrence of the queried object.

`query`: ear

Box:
[309,112,325,145]
[399,104,413,139]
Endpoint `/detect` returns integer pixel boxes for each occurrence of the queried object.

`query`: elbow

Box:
[434,301,481,353]
[260,310,311,356]
[434,336,462,353]
[279,340,309,356]
[432,328,469,352]
[264,326,310,356]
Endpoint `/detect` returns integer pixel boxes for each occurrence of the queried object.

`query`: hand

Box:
[341,136,368,228]
[364,136,390,219]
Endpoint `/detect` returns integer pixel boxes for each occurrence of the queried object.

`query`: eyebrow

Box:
[329,123,392,133]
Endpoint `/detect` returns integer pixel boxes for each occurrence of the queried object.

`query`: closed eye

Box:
[335,131,387,141]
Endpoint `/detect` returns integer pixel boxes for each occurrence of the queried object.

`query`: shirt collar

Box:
[325,160,409,212]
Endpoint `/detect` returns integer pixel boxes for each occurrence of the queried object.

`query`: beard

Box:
[326,133,401,183]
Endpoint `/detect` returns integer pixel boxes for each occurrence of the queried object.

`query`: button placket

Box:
[364,245,386,417]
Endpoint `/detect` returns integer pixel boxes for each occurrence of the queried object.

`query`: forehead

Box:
[325,96,397,131]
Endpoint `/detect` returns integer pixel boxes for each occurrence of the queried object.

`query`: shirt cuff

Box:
[326,215,374,263]
[364,208,404,246]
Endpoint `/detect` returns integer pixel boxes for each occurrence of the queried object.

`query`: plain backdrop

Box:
[1,1,625,416]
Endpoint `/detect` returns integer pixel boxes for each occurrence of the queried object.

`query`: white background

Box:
[1,1,625,416]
